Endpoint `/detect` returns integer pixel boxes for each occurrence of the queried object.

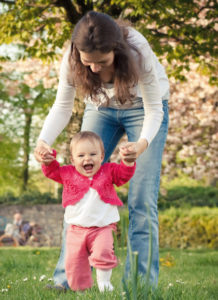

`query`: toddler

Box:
[41,131,136,292]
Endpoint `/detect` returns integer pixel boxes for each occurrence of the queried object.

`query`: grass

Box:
[0,247,218,299]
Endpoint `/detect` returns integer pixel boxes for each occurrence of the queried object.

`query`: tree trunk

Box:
[21,111,32,192]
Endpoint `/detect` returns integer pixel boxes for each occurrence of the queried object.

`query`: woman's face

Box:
[79,50,114,73]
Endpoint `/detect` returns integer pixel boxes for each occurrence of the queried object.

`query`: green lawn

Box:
[0,247,217,299]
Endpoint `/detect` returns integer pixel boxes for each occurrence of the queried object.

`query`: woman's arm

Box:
[124,28,166,159]
[35,47,75,163]
[137,39,164,145]
[38,46,76,146]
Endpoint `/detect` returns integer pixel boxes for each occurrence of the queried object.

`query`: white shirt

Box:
[64,187,120,227]
[39,27,169,145]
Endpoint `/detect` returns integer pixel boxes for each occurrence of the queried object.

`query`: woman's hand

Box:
[119,139,148,163]
[34,140,54,165]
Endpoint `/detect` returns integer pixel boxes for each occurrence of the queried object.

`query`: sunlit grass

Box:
[0,247,217,299]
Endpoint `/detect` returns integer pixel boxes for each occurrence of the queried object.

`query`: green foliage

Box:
[0,1,72,62]
[0,0,217,82]
[0,71,57,192]
[158,175,218,209]
[116,0,217,83]
[0,132,21,190]
[158,185,218,210]
[117,207,218,250]
[0,190,60,205]
[0,71,56,114]
[116,178,218,209]
[159,207,218,249]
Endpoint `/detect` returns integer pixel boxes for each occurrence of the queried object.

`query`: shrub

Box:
[158,185,218,210]
[0,190,60,205]
[116,176,218,209]
[0,191,17,204]
[159,207,218,249]
[118,207,218,249]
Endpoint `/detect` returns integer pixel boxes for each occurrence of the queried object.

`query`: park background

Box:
[0,1,217,299]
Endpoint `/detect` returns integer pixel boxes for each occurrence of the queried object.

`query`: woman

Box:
[34,11,169,289]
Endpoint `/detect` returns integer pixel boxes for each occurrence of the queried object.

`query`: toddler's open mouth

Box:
[83,164,94,171]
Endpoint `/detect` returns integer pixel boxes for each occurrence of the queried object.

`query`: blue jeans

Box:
[53,100,169,287]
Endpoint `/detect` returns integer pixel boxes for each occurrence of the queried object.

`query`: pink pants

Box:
[65,223,118,291]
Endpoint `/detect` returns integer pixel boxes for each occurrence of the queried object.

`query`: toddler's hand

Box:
[119,143,136,166]
[119,139,148,165]
[34,140,54,164]
[42,157,55,166]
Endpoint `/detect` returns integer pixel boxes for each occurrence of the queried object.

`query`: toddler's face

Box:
[71,139,104,177]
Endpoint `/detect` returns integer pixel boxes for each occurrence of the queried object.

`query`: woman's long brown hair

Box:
[68,11,141,105]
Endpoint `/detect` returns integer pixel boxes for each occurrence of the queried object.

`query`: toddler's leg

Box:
[65,226,93,291]
[88,225,117,292]
[96,269,113,292]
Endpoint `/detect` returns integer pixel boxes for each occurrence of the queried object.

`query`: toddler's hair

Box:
[70,131,104,154]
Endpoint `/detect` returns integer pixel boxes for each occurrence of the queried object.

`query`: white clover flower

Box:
[23,278,28,281]
[33,276,36,280]
[168,283,173,288]
[1,289,8,292]
[176,279,185,284]
[48,278,53,282]
[39,275,46,281]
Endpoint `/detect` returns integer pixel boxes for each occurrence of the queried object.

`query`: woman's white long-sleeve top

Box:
[39,27,170,146]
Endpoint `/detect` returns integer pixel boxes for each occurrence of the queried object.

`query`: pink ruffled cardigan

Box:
[42,159,136,208]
